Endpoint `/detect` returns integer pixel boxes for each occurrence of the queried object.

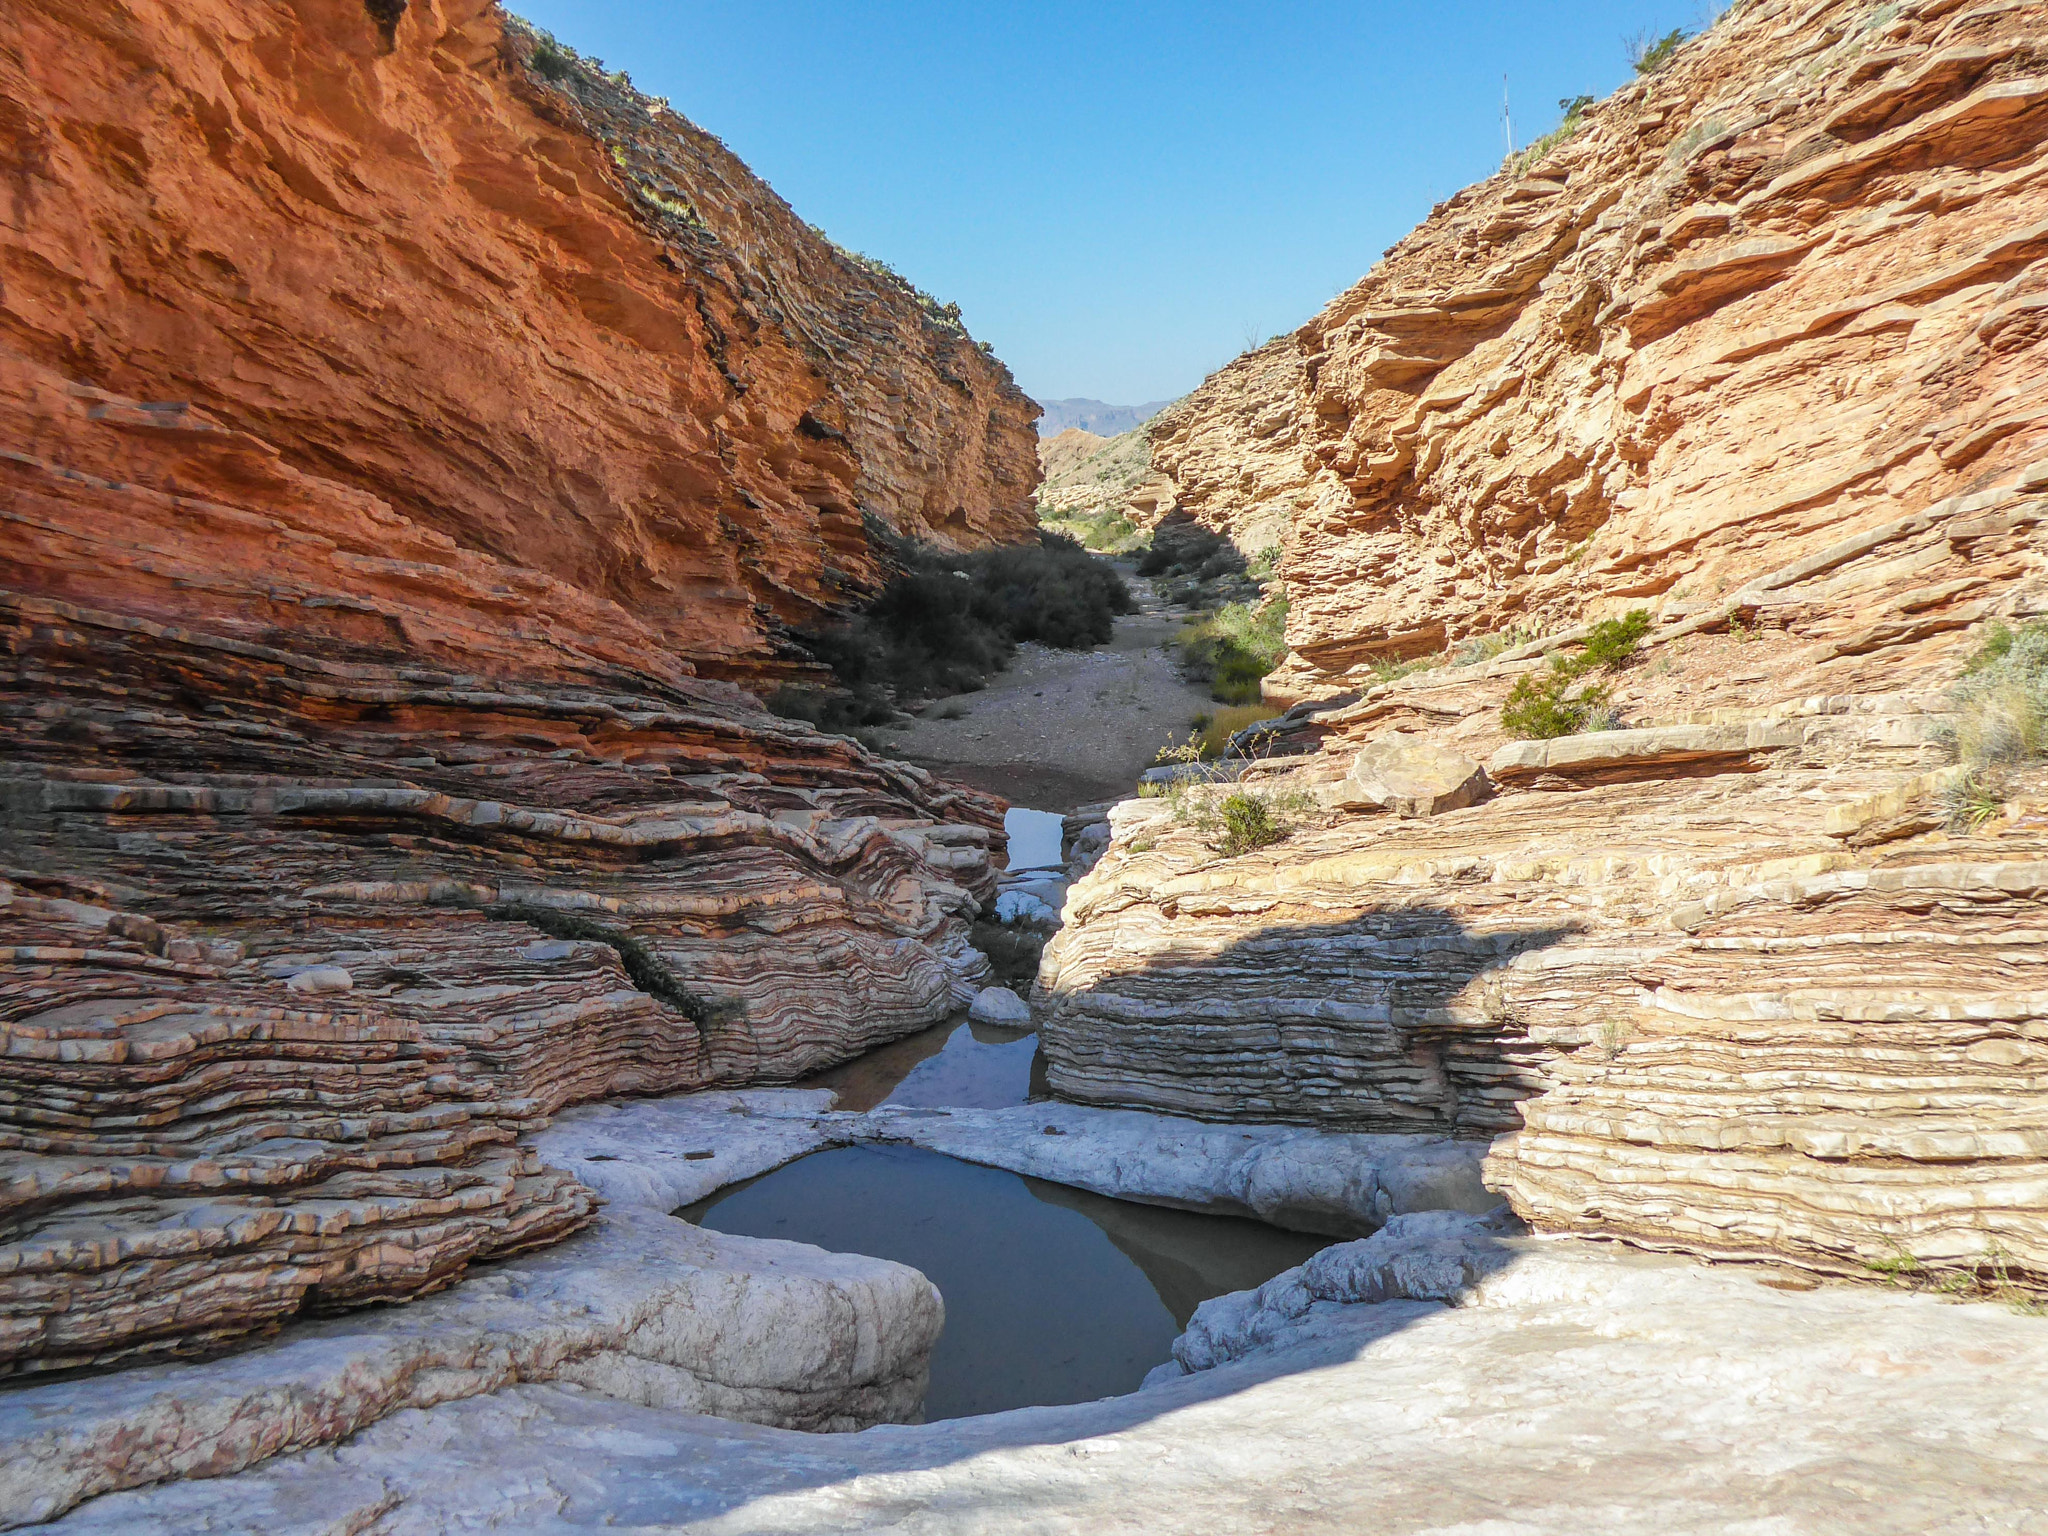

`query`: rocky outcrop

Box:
[1040,475,2048,1284]
[1038,0,2048,1291]
[0,1208,943,1527]
[1138,0,2048,699]
[3,0,1038,686]
[0,0,1020,1377]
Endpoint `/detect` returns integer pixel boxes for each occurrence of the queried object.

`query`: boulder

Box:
[1323,738,1488,817]
[968,986,1033,1025]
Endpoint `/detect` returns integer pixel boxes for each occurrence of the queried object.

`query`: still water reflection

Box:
[681,1144,1328,1419]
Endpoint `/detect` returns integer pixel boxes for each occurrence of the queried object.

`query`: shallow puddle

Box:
[1002,805,1066,871]
[680,1144,1329,1419]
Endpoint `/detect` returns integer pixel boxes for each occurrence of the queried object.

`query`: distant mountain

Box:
[1033,397,1175,438]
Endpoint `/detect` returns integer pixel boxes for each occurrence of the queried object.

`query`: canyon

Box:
[3,0,2048,1530]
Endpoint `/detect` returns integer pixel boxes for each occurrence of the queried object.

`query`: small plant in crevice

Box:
[1863,1240,2047,1314]
[1369,651,1441,687]
[1499,609,1652,740]
[1939,770,2009,834]
[1626,26,1691,75]
[1452,627,1538,668]
[1161,773,1316,860]
[1506,94,1598,172]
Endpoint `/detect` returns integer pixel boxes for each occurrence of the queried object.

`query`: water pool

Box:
[681,1143,1327,1419]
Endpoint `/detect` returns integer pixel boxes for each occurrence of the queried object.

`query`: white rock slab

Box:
[532,1089,841,1211]
[0,1207,940,1528]
[48,1226,2048,1534]
[866,1101,1496,1236]
[992,889,1060,926]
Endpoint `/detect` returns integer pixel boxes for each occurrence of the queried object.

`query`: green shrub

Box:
[1953,620,2048,766]
[1501,668,1612,739]
[1499,608,1651,740]
[1579,609,1653,669]
[1165,778,1314,858]
[1215,792,1280,857]
[1181,597,1289,703]
[531,40,574,80]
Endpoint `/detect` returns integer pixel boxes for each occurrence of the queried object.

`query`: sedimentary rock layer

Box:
[0,1208,944,1528]
[1040,474,2048,1283]
[1136,0,2048,698]
[1037,0,2048,1291]
[0,0,1017,1376]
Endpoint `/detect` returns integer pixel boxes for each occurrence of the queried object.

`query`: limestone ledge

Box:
[532,1090,1493,1238]
[37,1215,2048,1535]
[4,1085,1496,1526]
[0,1206,942,1529]
[1039,627,2048,1285]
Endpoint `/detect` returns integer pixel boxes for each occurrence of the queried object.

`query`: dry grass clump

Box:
[1954,621,2048,766]
[1156,704,1279,762]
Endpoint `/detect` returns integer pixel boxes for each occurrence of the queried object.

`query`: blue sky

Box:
[512,2,1712,406]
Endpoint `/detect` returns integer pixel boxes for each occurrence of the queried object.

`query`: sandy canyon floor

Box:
[879,568,1216,812]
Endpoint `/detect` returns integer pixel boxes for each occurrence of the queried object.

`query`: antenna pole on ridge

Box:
[1503,74,1514,157]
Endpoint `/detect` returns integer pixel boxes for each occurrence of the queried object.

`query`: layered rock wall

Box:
[0,0,1018,1376]
[1041,0,2048,1289]
[1140,0,2048,698]
[2,0,1038,683]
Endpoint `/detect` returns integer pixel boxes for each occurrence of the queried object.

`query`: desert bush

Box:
[1499,608,1652,740]
[770,530,1132,729]
[1501,669,1611,740]
[1579,609,1653,669]
[1953,620,2048,766]
[1137,513,1246,582]
[1165,778,1315,858]
[1181,597,1289,703]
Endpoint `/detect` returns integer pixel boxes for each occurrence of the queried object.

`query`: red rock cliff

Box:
[1,0,1040,681]
[0,0,1026,1377]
